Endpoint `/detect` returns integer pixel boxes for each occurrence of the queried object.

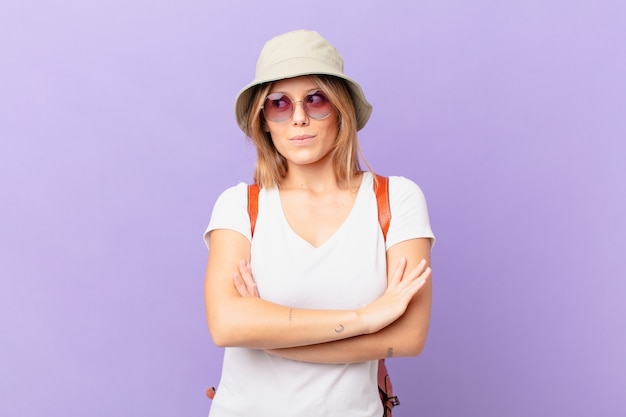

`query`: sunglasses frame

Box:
[261,90,333,123]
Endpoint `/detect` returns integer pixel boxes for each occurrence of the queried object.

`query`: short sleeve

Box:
[386,176,435,249]
[203,182,251,249]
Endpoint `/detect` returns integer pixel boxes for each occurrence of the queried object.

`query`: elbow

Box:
[211,335,230,349]
[405,339,426,357]
[208,320,240,348]
[401,332,428,357]
[206,312,235,347]
[206,299,260,348]
[208,315,254,348]
[210,329,239,348]
[206,300,242,347]
[209,326,229,348]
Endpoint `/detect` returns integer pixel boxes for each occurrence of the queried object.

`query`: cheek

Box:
[325,117,340,139]
[268,134,285,155]
[265,122,282,137]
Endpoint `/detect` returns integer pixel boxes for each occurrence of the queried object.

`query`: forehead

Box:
[269,75,319,94]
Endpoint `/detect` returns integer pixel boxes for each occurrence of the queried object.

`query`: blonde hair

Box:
[242,75,367,188]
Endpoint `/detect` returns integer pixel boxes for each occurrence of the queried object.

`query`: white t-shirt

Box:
[204,172,434,417]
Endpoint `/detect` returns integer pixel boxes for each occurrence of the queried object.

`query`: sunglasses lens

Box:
[304,91,332,120]
[263,93,293,122]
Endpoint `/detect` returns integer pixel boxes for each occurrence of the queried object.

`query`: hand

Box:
[232,260,259,297]
[358,257,431,334]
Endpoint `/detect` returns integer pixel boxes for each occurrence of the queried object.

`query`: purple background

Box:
[2,1,625,416]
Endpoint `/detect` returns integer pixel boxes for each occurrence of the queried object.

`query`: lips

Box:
[290,135,315,145]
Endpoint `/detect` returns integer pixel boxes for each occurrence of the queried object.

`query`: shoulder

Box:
[387,175,428,204]
[204,182,252,248]
[384,175,435,248]
[214,182,249,206]
[388,175,424,191]
[366,173,428,208]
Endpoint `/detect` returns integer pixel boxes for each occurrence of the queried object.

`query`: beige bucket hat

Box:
[235,30,373,132]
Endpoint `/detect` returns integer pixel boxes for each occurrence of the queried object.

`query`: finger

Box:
[239,261,258,297]
[404,259,428,282]
[407,266,432,295]
[387,257,407,287]
[390,259,426,295]
[245,262,259,297]
[233,272,250,297]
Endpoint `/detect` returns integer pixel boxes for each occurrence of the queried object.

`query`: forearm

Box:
[267,280,432,363]
[207,295,367,349]
[266,332,389,364]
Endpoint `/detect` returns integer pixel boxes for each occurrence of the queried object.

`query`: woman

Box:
[204,30,435,417]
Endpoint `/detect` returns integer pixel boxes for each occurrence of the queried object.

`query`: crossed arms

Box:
[204,229,432,364]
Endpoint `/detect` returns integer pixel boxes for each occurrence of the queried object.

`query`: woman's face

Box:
[263,76,339,169]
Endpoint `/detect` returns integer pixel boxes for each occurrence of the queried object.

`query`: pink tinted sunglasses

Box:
[262,90,333,123]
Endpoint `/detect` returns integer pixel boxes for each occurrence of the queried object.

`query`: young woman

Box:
[203,30,435,417]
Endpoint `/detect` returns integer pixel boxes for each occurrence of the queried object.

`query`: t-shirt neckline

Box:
[274,172,371,249]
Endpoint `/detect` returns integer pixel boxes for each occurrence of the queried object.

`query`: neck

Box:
[280,163,362,193]
[280,162,338,192]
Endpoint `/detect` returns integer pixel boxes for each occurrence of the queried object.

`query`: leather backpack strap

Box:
[373,174,398,416]
[374,174,391,241]
[248,184,261,237]
[249,175,389,239]
[378,358,400,416]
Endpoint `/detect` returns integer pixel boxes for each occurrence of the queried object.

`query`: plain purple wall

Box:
[2,1,625,416]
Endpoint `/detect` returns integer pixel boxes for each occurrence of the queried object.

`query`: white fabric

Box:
[204,172,434,417]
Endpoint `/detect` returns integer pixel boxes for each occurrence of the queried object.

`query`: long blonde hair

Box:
[242,75,365,188]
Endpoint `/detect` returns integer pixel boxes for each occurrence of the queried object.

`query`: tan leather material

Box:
[374,175,391,241]
[378,359,399,417]
[247,184,260,237]
[248,175,390,238]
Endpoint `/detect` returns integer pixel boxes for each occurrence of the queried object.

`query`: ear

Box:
[263,122,270,132]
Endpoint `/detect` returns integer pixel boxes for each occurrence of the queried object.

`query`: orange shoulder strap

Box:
[247,183,260,237]
[373,174,391,241]
[247,174,390,239]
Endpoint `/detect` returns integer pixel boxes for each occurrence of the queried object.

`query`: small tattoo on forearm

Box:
[288,308,293,322]
[387,347,394,358]
[334,324,345,333]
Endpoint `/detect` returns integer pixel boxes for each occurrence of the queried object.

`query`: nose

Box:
[291,100,309,125]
